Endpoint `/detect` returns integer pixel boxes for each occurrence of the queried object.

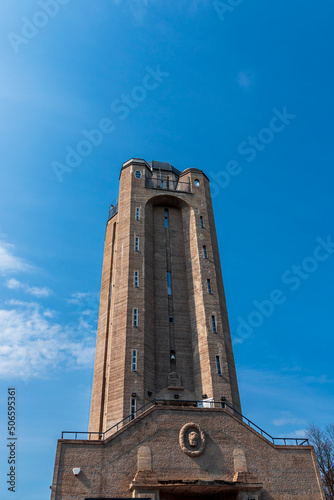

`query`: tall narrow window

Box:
[200,216,204,228]
[216,356,222,376]
[164,208,169,228]
[134,271,139,287]
[135,236,139,252]
[211,315,216,332]
[136,207,140,220]
[133,308,138,327]
[207,279,212,294]
[132,350,137,371]
[203,245,207,259]
[167,272,172,295]
[130,398,136,420]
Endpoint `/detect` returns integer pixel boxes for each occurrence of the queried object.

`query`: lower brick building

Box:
[51,158,324,499]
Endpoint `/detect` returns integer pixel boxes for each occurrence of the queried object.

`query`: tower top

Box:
[121,157,210,181]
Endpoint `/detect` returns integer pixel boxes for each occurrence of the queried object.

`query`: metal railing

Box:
[108,198,118,220]
[145,178,191,193]
[61,399,309,446]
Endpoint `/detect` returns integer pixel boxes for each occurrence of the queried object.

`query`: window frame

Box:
[207,279,212,294]
[211,315,216,333]
[130,398,136,420]
[216,355,222,376]
[133,308,138,327]
[134,271,139,288]
[132,349,137,371]
[136,207,140,220]
[167,272,172,295]
[135,236,139,252]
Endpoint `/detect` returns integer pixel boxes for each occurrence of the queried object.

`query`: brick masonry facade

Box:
[89,158,241,435]
[51,405,324,499]
[51,158,325,499]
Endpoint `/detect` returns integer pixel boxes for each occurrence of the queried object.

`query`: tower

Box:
[89,158,241,436]
[51,158,325,500]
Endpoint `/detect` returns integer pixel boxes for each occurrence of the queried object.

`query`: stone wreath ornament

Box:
[179,422,206,457]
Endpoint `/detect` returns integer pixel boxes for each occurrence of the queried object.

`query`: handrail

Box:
[145,178,191,193]
[108,198,118,220]
[61,399,309,446]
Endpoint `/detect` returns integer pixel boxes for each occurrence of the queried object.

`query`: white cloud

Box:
[281,429,307,439]
[0,302,96,379]
[0,242,33,275]
[113,0,210,23]
[5,278,52,298]
[273,417,307,427]
[25,285,52,298]
[237,71,255,89]
[66,292,99,315]
[6,278,23,289]
[66,291,93,305]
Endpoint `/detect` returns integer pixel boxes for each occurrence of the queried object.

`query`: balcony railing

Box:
[61,399,309,446]
[145,178,191,193]
[108,199,118,220]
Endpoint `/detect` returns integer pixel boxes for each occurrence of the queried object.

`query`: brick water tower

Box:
[51,158,324,500]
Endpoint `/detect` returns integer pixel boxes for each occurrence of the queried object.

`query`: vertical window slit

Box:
[133,308,138,327]
[216,356,222,376]
[132,350,137,371]
[167,272,172,295]
[211,315,216,332]
[130,398,136,420]
[164,208,169,228]
[207,279,212,294]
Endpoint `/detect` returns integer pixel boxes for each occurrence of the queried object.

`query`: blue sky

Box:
[0,0,333,498]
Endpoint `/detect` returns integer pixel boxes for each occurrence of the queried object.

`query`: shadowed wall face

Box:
[152,205,194,396]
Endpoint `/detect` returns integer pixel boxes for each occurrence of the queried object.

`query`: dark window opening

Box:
[207,279,212,294]
[216,356,222,376]
[130,398,136,419]
[212,315,216,332]
[167,272,172,295]
[164,208,169,228]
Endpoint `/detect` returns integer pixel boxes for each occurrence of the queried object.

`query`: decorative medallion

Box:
[168,372,182,389]
[179,422,205,457]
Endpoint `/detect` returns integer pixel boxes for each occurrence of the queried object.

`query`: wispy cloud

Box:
[113,0,210,24]
[280,429,307,439]
[273,414,307,427]
[6,278,52,298]
[0,301,95,379]
[237,366,334,433]
[66,291,99,317]
[0,241,34,275]
[237,71,255,89]
[66,291,96,305]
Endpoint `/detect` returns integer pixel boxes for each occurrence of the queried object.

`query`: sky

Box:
[0,0,333,498]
